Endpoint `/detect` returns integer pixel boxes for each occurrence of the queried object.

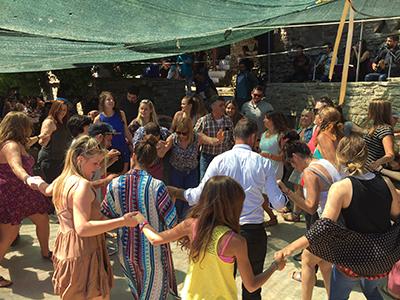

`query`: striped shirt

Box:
[364,125,393,167]
[101,169,177,300]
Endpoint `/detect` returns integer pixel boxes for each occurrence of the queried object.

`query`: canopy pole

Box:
[339,3,355,106]
[329,0,350,81]
[355,22,364,82]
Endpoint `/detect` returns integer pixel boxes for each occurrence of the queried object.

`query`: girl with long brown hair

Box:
[136,176,284,299]
[38,100,71,183]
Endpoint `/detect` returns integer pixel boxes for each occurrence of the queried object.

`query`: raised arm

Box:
[39,118,56,147]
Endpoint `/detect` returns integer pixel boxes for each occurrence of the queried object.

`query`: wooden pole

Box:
[355,22,364,82]
[339,4,355,105]
[329,0,350,81]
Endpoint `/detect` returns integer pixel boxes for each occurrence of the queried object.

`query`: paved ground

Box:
[0,215,392,300]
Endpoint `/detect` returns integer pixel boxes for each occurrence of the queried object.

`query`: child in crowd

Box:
[136,176,285,299]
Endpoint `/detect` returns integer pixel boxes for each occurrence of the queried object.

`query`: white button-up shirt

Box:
[184,144,287,225]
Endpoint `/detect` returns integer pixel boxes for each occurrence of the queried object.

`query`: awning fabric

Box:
[0,0,398,73]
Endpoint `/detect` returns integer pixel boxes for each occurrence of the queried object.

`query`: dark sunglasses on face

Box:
[253,93,263,98]
[176,131,189,136]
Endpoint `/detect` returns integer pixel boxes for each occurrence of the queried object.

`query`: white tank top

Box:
[303,159,342,216]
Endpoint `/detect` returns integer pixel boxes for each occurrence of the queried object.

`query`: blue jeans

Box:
[330,265,383,300]
[169,166,199,221]
[364,73,388,81]
[199,152,217,180]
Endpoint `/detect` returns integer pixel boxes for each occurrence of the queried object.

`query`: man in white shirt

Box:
[241,86,274,137]
[169,118,287,300]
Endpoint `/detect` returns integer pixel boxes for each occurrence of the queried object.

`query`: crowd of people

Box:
[1,77,400,300]
[287,35,400,83]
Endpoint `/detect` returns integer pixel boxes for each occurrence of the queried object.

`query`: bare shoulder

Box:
[330,178,352,194]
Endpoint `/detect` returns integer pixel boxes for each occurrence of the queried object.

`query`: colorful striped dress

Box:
[101,169,177,300]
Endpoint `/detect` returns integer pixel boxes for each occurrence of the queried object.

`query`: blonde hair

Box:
[134,99,159,126]
[0,111,32,149]
[368,100,392,135]
[52,136,107,211]
[336,134,368,176]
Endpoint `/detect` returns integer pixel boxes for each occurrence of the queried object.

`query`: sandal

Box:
[0,276,12,288]
[283,212,301,222]
[277,207,291,214]
[291,271,302,283]
[264,217,278,227]
[42,251,53,261]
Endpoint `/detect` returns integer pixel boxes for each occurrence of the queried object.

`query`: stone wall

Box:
[89,78,186,116]
[265,78,400,125]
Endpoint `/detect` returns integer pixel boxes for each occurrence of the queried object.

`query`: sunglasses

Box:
[253,93,263,98]
[176,131,189,136]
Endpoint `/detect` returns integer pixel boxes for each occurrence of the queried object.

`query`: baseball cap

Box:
[88,122,118,136]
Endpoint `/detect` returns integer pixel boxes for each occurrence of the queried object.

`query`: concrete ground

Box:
[0,215,392,300]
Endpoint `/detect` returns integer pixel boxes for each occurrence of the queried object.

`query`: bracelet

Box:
[139,220,149,232]
[23,175,30,185]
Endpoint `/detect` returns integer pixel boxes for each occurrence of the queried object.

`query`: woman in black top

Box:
[363,100,395,170]
[275,134,400,300]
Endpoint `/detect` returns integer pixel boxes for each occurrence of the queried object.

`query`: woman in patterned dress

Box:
[101,135,178,300]
[0,112,52,287]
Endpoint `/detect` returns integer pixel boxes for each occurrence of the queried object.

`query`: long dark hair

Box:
[265,111,288,134]
[180,176,245,263]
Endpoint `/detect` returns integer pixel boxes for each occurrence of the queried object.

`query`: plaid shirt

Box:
[194,113,234,155]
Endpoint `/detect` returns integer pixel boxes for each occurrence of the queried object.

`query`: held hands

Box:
[38,133,50,145]
[26,176,46,191]
[108,149,120,159]
[167,186,180,202]
[122,212,140,227]
[135,212,146,224]
[277,180,290,195]
[274,248,292,269]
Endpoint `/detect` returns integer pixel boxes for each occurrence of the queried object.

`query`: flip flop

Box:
[0,276,12,288]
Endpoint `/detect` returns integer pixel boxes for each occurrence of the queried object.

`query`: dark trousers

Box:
[199,152,216,180]
[169,166,199,221]
[240,224,268,300]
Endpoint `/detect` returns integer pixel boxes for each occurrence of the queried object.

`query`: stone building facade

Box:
[265,78,400,126]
